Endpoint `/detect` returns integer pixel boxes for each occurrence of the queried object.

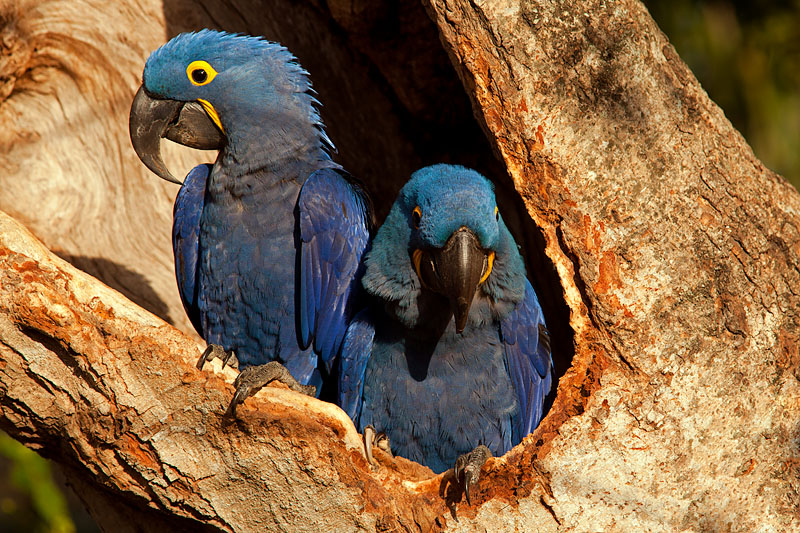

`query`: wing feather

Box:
[338,309,375,424]
[500,279,554,443]
[298,168,372,371]
[172,164,210,336]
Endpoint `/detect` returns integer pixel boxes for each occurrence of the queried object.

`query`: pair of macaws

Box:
[129,29,553,495]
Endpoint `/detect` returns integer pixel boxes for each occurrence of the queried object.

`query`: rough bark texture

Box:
[1,0,798,531]
[425,0,800,530]
[0,211,449,532]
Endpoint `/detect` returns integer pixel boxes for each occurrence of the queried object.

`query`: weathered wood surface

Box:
[1,0,798,531]
[0,211,451,532]
[425,0,800,530]
[0,0,208,334]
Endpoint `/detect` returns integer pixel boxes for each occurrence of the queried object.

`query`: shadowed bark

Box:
[0,0,798,531]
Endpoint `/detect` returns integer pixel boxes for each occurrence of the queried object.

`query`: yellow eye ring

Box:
[186,60,218,86]
[412,206,422,228]
[495,206,499,220]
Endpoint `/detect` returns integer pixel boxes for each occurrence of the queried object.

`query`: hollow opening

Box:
[162,0,574,448]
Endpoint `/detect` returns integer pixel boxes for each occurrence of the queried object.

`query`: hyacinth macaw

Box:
[129,30,371,412]
[339,164,553,501]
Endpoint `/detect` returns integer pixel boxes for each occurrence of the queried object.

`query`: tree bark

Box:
[1,0,798,531]
[424,0,800,529]
[0,211,447,532]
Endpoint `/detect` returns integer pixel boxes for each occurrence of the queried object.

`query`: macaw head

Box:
[129,29,330,184]
[364,164,524,333]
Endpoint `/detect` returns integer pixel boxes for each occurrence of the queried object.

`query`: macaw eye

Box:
[412,206,422,229]
[495,206,499,221]
[186,60,218,86]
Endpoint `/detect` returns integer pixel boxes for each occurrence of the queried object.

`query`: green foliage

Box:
[645,0,800,188]
[0,433,75,533]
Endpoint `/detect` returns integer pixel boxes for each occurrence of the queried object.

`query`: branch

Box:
[0,211,457,531]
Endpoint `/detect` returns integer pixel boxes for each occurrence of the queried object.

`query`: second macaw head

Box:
[364,164,525,333]
[129,29,329,183]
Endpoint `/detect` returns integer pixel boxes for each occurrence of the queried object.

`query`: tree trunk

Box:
[1,0,798,531]
[424,0,800,529]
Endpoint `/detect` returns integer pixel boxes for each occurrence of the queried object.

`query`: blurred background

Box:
[0,1,797,531]
[645,0,800,188]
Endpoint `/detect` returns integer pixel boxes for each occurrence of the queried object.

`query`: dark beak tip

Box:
[453,304,470,334]
[419,228,486,335]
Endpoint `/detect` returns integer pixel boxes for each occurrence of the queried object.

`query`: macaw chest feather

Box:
[359,320,517,473]
[196,173,301,367]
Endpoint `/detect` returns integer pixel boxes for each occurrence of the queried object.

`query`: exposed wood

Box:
[0,210,448,531]
[1,0,798,531]
[424,0,800,529]
[0,0,208,334]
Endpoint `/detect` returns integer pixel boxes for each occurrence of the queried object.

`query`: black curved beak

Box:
[129,85,225,184]
[414,227,492,334]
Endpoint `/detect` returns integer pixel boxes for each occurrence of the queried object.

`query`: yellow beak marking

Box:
[197,98,225,134]
[479,251,495,285]
[412,249,494,287]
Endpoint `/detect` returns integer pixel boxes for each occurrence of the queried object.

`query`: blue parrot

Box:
[338,164,553,500]
[129,30,372,412]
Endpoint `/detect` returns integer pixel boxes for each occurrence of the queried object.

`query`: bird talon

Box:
[197,344,236,370]
[362,425,392,468]
[363,425,378,467]
[225,362,315,418]
[453,445,492,505]
[375,431,393,457]
[196,344,214,370]
[221,349,237,367]
[224,390,246,418]
[464,471,475,506]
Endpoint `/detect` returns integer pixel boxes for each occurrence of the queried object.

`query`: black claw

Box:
[454,454,467,480]
[464,470,475,506]
[225,386,249,418]
[197,344,236,370]
[197,345,215,370]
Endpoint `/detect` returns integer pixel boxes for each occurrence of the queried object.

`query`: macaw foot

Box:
[225,361,317,417]
[449,445,492,506]
[196,344,237,370]
[363,425,393,469]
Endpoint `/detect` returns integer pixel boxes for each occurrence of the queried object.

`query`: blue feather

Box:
[172,164,210,336]
[338,309,375,423]
[343,164,553,472]
[143,30,371,394]
[500,278,552,438]
[300,249,314,347]
[298,168,371,371]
